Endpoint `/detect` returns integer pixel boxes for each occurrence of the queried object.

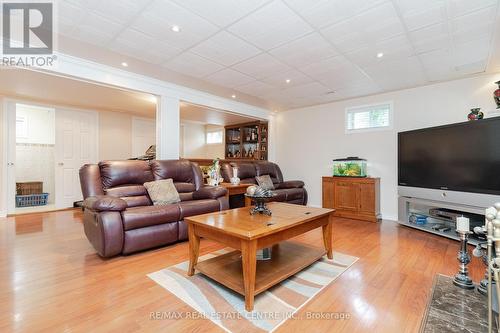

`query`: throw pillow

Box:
[256,175,275,190]
[143,179,180,205]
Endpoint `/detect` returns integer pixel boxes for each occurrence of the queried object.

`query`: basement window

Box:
[345,102,393,133]
[206,130,223,144]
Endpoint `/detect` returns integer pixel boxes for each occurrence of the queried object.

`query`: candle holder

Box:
[453,230,475,289]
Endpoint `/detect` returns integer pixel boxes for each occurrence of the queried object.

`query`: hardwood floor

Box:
[0,209,484,332]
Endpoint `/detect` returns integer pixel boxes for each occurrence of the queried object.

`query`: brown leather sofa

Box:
[79,160,228,258]
[221,161,308,205]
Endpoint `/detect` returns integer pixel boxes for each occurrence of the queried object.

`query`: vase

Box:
[495,81,500,109]
[468,108,484,121]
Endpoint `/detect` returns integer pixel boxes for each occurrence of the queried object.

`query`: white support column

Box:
[156,95,180,159]
[267,113,277,162]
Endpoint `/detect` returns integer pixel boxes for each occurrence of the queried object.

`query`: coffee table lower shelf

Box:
[195,241,326,296]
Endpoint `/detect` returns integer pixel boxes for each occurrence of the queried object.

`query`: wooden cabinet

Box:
[322,177,380,222]
[225,121,268,160]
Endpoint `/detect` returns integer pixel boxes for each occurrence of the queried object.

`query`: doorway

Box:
[13,104,56,214]
[6,102,99,214]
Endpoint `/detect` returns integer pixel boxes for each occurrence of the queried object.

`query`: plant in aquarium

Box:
[333,157,367,177]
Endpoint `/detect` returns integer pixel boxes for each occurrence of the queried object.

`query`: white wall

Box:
[16,104,55,144]
[276,73,500,220]
[180,122,225,159]
[205,124,225,159]
[181,122,207,158]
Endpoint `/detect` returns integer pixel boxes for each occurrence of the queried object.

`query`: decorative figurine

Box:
[468,108,484,121]
[207,158,223,186]
[494,81,500,109]
[230,167,240,185]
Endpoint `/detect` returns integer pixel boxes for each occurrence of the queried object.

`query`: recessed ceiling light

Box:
[121,62,128,67]
[171,25,181,32]
[231,94,236,99]
[285,79,291,84]
[376,52,384,58]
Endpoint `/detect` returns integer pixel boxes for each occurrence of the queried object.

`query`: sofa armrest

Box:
[275,180,305,189]
[83,195,127,212]
[193,186,228,200]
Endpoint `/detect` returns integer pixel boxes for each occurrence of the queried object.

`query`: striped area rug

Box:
[148,247,358,333]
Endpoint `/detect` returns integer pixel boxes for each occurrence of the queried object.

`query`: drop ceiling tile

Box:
[261,69,313,88]
[131,0,219,50]
[360,56,427,90]
[204,68,256,87]
[171,0,272,27]
[448,0,498,17]
[190,31,261,66]
[284,0,385,29]
[232,53,291,80]
[300,55,368,88]
[227,0,313,50]
[409,23,451,54]
[71,13,123,45]
[321,2,406,53]
[346,34,414,66]
[236,80,277,96]
[395,0,447,31]
[453,36,490,68]
[163,52,225,78]
[91,0,149,25]
[110,29,183,63]
[278,82,331,98]
[269,32,338,67]
[452,7,497,34]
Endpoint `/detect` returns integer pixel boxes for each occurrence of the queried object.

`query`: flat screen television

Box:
[398,117,500,196]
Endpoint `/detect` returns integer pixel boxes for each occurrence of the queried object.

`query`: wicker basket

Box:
[16,182,43,195]
[15,193,49,207]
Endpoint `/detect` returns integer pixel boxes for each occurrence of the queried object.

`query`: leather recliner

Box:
[221,161,308,205]
[79,160,228,258]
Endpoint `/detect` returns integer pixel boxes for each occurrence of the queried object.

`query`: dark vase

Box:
[468,108,484,121]
[495,81,500,109]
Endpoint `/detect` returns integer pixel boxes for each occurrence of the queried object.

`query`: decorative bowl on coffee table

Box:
[245,194,276,216]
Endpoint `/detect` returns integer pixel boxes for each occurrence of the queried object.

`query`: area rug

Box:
[148,247,358,333]
[420,274,492,333]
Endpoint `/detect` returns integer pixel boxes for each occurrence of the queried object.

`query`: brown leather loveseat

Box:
[221,161,308,205]
[79,160,228,257]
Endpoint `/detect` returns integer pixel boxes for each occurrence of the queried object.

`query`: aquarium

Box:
[333,157,367,177]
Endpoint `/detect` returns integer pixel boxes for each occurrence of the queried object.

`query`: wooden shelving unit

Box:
[225,121,268,160]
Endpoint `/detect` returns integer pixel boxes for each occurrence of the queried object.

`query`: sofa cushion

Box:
[279,188,304,202]
[270,189,287,202]
[255,162,283,184]
[99,160,154,189]
[178,199,220,219]
[256,175,275,190]
[144,179,180,205]
[121,205,181,230]
[105,185,152,207]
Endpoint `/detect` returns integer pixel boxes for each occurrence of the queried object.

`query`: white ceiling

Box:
[58,0,500,109]
[0,69,157,116]
[180,102,259,125]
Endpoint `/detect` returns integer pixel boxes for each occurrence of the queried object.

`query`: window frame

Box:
[345,101,393,134]
[205,129,223,145]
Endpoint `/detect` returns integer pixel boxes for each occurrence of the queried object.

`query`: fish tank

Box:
[333,157,367,177]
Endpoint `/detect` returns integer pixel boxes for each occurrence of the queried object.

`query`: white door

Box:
[6,101,17,214]
[132,117,155,158]
[55,108,98,208]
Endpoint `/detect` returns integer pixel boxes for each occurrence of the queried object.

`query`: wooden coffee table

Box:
[185,202,335,311]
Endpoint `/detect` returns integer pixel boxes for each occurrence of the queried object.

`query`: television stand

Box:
[398,196,486,246]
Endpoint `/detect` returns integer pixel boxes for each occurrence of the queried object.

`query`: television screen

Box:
[398,118,500,195]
